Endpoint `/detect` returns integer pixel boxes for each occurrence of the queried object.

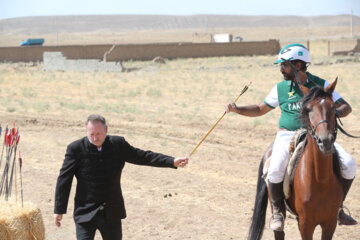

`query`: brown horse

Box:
[248,79,343,240]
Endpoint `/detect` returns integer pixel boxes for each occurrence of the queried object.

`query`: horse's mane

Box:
[299,86,333,127]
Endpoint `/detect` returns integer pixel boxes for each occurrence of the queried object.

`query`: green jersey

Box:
[264,72,343,131]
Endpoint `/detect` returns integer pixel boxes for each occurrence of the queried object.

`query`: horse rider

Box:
[225,43,357,231]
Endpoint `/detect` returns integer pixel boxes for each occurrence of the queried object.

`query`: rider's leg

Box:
[268,130,295,231]
[334,142,358,225]
[268,181,286,231]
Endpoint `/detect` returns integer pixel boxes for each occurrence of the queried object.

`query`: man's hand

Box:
[54,214,63,227]
[225,102,237,114]
[174,157,189,168]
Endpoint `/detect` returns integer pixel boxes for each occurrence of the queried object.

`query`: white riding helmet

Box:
[274,43,310,64]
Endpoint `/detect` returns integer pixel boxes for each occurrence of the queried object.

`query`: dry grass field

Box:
[1,26,359,48]
[0,40,360,239]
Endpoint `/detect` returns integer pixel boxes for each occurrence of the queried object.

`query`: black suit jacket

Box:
[54,135,175,223]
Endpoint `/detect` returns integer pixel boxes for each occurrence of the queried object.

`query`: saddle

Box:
[262,129,307,199]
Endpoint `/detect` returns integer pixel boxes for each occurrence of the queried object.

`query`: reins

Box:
[281,58,302,94]
[308,109,360,143]
[309,119,338,145]
[283,57,360,139]
[336,116,360,138]
[309,119,331,137]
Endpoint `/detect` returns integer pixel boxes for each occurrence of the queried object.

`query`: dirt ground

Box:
[0,55,359,239]
[5,112,360,240]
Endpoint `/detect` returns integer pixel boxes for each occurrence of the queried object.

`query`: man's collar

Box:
[85,136,109,152]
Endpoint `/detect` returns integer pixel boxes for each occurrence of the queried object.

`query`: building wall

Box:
[332,39,360,55]
[43,52,123,72]
[0,40,280,63]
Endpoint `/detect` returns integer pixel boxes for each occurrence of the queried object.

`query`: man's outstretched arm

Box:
[225,102,273,117]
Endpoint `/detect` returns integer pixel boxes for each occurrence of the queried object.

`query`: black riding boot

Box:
[269,181,286,231]
[338,178,358,225]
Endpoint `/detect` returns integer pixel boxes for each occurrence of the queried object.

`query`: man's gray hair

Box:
[86,114,106,126]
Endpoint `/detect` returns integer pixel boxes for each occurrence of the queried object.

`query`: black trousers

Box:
[75,209,122,240]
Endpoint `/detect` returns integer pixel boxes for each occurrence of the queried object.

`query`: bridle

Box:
[308,119,338,146]
[282,57,360,140]
[307,106,360,147]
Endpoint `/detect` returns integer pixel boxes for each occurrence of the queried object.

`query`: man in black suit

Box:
[54,114,189,240]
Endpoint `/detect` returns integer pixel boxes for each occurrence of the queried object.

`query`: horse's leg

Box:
[273,230,285,240]
[298,219,316,240]
[320,220,337,240]
[247,143,273,240]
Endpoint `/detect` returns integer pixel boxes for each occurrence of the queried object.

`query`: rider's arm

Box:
[324,80,352,118]
[225,83,276,117]
[335,99,352,118]
[226,102,273,117]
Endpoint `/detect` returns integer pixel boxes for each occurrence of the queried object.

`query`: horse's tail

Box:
[247,158,268,240]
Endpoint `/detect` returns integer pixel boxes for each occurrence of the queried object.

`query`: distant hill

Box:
[1,14,359,34]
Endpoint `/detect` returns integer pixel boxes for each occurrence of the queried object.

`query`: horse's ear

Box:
[299,84,310,95]
[325,77,338,94]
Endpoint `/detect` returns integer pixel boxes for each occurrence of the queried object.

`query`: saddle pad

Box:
[263,129,307,199]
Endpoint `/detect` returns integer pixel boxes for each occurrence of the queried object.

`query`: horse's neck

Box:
[303,134,334,183]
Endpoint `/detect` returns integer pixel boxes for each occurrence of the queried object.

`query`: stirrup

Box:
[338,205,358,225]
[339,205,352,218]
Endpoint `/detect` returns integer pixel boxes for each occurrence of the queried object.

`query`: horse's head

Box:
[300,79,338,155]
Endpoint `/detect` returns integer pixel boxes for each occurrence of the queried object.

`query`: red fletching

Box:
[5,134,10,147]
[10,134,14,146]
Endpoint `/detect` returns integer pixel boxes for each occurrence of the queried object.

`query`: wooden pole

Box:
[306,40,310,51]
[15,157,17,203]
[19,151,23,207]
[189,82,252,157]
[350,9,353,37]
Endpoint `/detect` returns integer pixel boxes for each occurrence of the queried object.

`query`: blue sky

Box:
[0,0,359,20]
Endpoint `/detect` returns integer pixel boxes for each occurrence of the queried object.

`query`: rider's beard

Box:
[282,72,292,81]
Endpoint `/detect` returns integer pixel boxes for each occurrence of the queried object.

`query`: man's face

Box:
[87,121,108,147]
[280,62,294,80]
